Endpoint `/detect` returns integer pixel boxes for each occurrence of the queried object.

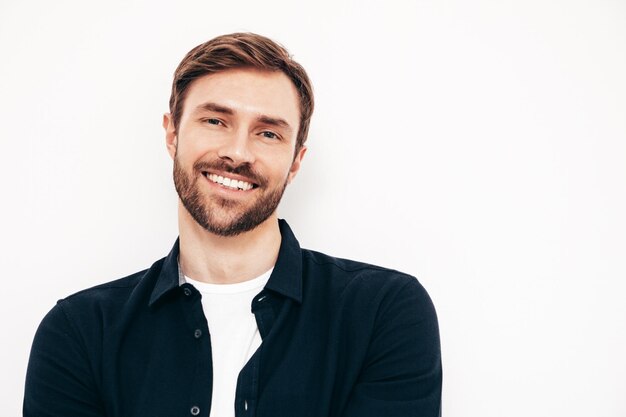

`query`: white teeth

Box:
[206,173,253,190]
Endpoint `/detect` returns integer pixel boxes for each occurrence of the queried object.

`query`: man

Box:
[24,33,442,417]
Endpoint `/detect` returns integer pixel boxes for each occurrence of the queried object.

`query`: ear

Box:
[163,113,177,160]
[287,146,307,184]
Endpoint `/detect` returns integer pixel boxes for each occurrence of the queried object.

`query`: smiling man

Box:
[24,33,442,417]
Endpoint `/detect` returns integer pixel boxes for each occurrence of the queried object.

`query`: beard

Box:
[173,156,288,237]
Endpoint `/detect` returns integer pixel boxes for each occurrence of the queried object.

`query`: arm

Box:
[342,277,442,417]
[24,303,106,417]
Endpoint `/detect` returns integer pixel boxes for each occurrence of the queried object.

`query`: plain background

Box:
[1,0,625,415]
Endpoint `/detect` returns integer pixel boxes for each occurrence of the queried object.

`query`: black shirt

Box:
[24,220,442,417]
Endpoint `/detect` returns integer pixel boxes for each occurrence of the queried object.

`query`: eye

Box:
[203,118,223,126]
[261,131,279,140]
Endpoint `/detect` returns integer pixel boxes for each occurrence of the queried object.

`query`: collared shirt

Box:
[24,220,442,417]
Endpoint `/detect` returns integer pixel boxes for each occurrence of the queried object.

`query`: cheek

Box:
[260,152,295,175]
[176,138,215,163]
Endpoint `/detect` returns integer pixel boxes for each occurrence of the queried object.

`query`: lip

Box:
[201,171,258,194]
[201,169,259,188]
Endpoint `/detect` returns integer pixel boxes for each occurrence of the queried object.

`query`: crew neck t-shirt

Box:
[184,269,273,417]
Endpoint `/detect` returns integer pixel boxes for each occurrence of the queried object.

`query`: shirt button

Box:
[194,329,202,339]
[190,405,200,415]
[183,287,192,296]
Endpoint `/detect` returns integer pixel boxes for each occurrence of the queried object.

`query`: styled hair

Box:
[169,33,314,151]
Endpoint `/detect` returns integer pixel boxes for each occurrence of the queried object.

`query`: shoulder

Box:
[50,257,166,327]
[63,267,149,300]
[301,249,435,317]
[303,248,423,289]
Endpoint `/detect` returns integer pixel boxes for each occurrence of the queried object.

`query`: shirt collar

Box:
[265,219,303,303]
[149,219,303,306]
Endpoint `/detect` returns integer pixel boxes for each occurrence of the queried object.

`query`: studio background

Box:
[1,0,625,416]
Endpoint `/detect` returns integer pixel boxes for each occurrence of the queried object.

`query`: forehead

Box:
[182,68,301,126]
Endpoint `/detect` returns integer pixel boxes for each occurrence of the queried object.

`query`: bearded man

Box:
[24,33,442,417]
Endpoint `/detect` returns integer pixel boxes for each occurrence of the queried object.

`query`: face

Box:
[163,68,306,237]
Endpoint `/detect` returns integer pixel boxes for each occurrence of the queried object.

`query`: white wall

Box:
[1,0,625,415]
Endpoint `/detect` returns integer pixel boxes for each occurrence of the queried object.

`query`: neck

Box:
[177,202,281,284]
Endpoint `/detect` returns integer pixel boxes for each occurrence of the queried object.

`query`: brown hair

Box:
[169,33,314,151]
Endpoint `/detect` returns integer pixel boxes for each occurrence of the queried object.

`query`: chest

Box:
[100,289,366,417]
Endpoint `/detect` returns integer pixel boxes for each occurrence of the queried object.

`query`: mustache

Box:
[193,159,267,186]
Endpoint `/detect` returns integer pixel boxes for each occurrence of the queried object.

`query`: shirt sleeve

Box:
[23,302,106,417]
[341,277,442,417]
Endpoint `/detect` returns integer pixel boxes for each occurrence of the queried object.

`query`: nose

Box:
[216,128,255,165]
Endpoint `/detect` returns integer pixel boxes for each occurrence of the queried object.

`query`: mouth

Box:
[202,171,258,191]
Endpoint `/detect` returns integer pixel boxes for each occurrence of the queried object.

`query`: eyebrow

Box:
[257,115,292,131]
[194,102,234,115]
[193,102,293,132]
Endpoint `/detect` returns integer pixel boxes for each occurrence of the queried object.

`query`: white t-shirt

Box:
[184,269,272,417]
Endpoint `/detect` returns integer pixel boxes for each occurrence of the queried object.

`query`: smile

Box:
[204,172,255,191]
